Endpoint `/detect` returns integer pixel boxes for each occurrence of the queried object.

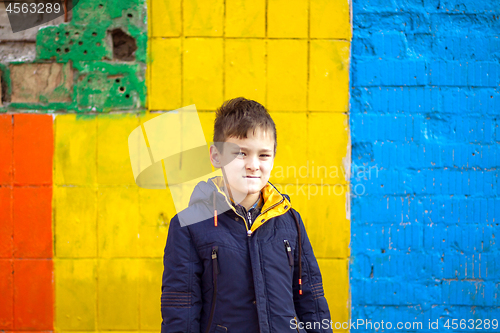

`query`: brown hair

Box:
[213,97,277,155]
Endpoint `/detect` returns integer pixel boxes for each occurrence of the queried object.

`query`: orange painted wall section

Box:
[0,114,54,331]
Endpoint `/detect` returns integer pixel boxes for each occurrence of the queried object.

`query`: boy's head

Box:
[210,97,277,205]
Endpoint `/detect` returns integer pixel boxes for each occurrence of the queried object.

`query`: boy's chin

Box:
[228,183,264,199]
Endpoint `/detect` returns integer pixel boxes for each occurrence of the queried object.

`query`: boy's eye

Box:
[261,154,271,158]
[234,151,245,157]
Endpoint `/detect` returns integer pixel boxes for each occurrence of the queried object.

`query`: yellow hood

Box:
[210,176,291,232]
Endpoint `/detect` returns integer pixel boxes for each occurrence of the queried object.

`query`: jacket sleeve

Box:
[161,215,203,333]
[292,210,333,333]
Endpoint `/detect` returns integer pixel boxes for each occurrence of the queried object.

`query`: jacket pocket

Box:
[215,324,227,332]
[205,246,219,333]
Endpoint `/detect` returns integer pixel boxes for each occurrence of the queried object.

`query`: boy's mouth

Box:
[245,176,260,179]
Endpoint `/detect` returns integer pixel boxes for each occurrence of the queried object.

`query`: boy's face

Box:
[211,127,275,204]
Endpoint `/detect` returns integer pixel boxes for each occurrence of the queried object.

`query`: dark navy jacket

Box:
[161,177,332,333]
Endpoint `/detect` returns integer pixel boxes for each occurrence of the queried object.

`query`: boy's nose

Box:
[246,155,259,171]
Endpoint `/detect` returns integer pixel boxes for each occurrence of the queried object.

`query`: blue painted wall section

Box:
[350,0,500,331]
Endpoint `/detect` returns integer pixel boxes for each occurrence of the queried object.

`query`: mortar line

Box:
[306,0,311,115]
[95,112,99,331]
[180,0,184,107]
[177,36,350,41]
[265,0,268,107]
[10,114,14,328]
[147,0,153,112]
[222,0,226,101]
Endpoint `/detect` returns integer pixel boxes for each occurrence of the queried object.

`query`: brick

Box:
[317,259,349,325]
[36,24,114,63]
[351,87,440,114]
[354,12,431,34]
[0,115,12,185]
[358,32,407,59]
[183,38,223,110]
[74,62,146,112]
[310,0,351,39]
[98,187,140,258]
[151,0,181,37]
[13,187,52,258]
[0,259,13,329]
[432,34,500,61]
[97,72,147,112]
[54,259,96,330]
[13,114,53,185]
[268,112,308,184]
[355,279,440,305]
[267,39,307,111]
[423,224,498,254]
[358,142,500,170]
[353,253,443,280]
[54,186,97,258]
[443,253,496,280]
[224,39,266,103]
[183,0,223,36]
[309,40,350,112]
[97,259,139,329]
[352,59,428,86]
[442,281,494,306]
[353,0,425,13]
[308,113,349,184]
[225,0,265,37]
[54,114,97,186]
[97,113,138,185]
[427,0,500,12]
[149,38,181,110]
[0,187,12,258]
[13,259,53,330]
[10,62,73,103]
[197,111,216,147]
[428,61,467,86]
[138,188,175,258]
[469,62,500,87]
[351,223,423,252]
[138,259,163,329]
[271,184,309,227]
[430,13,500,35]
[306,184,350,258]
[267,0,308,38]
[350,113,424,142]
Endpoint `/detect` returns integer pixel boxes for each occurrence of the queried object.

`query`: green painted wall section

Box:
[0,0,147,113]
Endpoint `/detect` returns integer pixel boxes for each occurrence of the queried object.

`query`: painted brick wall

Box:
[0,0,352,331]
[149,0,352,329]
[350,0,500,331]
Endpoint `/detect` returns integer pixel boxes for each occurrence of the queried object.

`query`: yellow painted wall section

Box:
[149,0,352,330]
[55,0,351,331]
[54,113,175,331]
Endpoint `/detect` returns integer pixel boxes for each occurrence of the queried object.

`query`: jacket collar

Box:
[209,176,291,232]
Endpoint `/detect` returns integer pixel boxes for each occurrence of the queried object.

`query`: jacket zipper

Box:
[284,240,294,268]
[205,246,219,333]
[260,196,284,216]
[213,181,288,236]
[246,196,286,237]
[294,316,300,333]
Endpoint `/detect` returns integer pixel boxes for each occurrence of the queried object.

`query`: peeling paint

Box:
[0,0,147,113]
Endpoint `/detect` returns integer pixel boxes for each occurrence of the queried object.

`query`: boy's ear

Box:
[210,145,222,168]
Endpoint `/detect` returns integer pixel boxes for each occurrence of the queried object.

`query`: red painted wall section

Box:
[0,114,54,331]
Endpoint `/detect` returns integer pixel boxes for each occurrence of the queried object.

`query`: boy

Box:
[161,97,332,332]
